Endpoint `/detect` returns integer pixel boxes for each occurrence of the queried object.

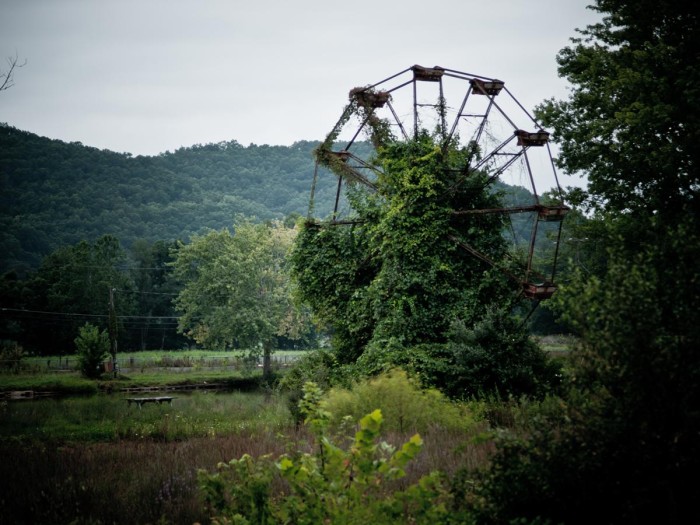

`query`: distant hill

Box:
[0,125,342,272]
[0,124,536,274]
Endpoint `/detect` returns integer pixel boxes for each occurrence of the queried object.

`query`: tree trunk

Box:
[262,341,272,380]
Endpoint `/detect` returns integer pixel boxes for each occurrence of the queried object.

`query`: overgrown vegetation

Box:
[463,1,700,522]
[199,382,454,525]
[292,122,551,400]
[1,1,697,523]
[322,369,478,434]
[0,380,492,525]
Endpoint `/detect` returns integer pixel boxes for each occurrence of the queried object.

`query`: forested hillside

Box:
[0,125,341,273]
[1,124,538,275]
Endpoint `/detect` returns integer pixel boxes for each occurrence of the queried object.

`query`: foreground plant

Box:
[198,382,454,524]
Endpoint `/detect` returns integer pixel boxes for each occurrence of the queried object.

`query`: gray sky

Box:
[1,0,598,186]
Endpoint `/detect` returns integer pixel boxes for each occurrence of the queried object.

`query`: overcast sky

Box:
[1,0,599,186]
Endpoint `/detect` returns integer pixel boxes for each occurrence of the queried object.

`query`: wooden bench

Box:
[126,396,174,408]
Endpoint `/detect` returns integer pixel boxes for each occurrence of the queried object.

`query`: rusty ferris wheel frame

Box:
[306,64,569,303]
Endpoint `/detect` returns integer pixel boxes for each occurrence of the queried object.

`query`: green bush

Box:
[75,323,110,379]
[0,340,25,373]
[199,382,455,525]
[417,310,560,400]
[278,348,349,424]
[323,369,478,434]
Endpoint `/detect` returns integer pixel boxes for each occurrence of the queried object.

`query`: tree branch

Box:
[0,52,26,92]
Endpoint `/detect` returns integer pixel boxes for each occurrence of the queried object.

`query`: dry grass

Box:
[0,421,493,525]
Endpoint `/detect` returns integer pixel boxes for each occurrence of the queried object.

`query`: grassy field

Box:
[0,345,566,524]
[534,334,577,354]
[1,348,311,394]
[0,386,493,524]
[24,348,309,370]
[0,390,291,442]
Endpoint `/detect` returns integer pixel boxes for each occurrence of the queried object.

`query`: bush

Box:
[0,340,24,373]
[418,310,560,400]
[323,369,478,434]
[75,323,110,379]
[278,348,349,424]
[463,250,700,524]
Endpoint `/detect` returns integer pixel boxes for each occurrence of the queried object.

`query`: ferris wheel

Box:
[307,64,569,303]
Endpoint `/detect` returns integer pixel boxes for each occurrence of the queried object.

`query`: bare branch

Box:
[0,52,27,92]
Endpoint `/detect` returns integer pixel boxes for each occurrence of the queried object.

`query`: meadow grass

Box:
[0,390,291,442]
[24,348,310,368]
[0,350,533,524]
[0,389,493,525]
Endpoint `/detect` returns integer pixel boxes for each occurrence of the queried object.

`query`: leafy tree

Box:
[172,219,305,377]
[26,235,135,354]
[75,323,109,379]
[473,1,700,522]
[0,340,24,373]
[127,239,185,350]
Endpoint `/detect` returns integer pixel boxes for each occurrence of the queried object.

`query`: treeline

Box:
[0,231,316,356]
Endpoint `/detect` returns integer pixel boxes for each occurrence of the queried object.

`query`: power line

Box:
[0,307,180,320]
[36,263,171,271]
[114,288,180,296]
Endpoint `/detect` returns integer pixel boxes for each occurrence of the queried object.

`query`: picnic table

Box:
[126,396,174,408]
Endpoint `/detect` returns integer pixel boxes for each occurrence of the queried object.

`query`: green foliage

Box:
[290,221,377,362]
[322,369,478,434]
[278,348,349,425]
[292,130,541,398]
[27,235,135,354]
[0,131,337,274]
[199,382,454,525]
[350,310,559,400]
[536,2,699,218]
[75,323,109,379]
[475,1,700,523]
[0,340,24,373]
[172,219,309,377]
[127,238,187,351]
[421,310,559,400]
[0,390,290,443]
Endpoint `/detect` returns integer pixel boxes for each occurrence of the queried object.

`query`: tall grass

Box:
[0,419,492,525]
[1,391,290,442]
[0,385,496,524]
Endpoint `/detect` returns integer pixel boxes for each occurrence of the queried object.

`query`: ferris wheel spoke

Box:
[309,64,568,306]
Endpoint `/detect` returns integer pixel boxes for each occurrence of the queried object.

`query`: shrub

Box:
[0,340,24,373]
[417,310,561,400]
[278,348,349,424]
[75,323,110,379]
[323,368,478,434]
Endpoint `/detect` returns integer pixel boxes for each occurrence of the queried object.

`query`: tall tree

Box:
[27,235,135,354]
[128,239,184,350]
[474,2,700,523]
[172,220,303,377]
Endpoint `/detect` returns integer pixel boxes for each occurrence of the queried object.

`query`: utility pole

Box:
[108,287,118,378]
